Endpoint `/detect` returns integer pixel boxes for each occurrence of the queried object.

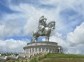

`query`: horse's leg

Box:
[45,36,49,42]
[48,36,50,42]
[34,36,38,42]
[32,36,37,42]
[32,33,37,42]
[32,36,35,42]
[48,36,49,41]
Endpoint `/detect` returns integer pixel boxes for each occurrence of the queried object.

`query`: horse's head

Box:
[47,21,55,30]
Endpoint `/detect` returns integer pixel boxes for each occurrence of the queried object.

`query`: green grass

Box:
[40,53,84,62]
[46,53,84,58]
[40,58,84,62]
[6,53,84,62]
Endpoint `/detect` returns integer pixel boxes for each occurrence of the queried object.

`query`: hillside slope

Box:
[40,53,84,62]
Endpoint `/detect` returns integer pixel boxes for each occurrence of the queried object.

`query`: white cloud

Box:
[67,22,84,44]
[1,0,83,37]
[0,13,27,38]
[0,39,27,53]
[66,44,84,54]
[50,36,66,47]
[8,3,63,34]
[66,22,84,54]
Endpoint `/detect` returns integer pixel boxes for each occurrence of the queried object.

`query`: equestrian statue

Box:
[32,16,55,42]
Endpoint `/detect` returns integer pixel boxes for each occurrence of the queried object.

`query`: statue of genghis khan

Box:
[32,16,55,42]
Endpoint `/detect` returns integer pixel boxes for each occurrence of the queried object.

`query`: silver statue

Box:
[32,16,55,42]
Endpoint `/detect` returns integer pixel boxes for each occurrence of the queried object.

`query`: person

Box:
[38,16,47,32]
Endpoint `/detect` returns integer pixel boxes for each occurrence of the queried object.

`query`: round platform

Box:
[23,41,63,57]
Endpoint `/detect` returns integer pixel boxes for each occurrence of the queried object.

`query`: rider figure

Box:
[38,16,47,33]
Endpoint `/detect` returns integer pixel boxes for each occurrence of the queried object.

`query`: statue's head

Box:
[40,16,47,22]
[41,16,44,18]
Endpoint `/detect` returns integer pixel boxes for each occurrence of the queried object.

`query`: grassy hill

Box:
[39,53,84,62]
[6,53,84,62]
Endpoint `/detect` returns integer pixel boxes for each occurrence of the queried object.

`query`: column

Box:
[41,47,42,53]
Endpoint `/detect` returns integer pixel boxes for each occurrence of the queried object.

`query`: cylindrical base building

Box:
[23,41,63,57]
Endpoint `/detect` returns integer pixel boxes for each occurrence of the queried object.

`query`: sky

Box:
[0,0,84,54]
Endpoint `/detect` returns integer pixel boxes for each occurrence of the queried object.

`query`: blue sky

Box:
[0,0,84,54]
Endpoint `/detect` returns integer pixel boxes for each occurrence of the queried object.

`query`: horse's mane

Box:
[47,21,55,29]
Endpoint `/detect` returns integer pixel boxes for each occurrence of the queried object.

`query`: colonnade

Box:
[25,47,60,57]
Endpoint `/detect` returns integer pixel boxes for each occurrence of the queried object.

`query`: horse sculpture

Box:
[32,16,55,42]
